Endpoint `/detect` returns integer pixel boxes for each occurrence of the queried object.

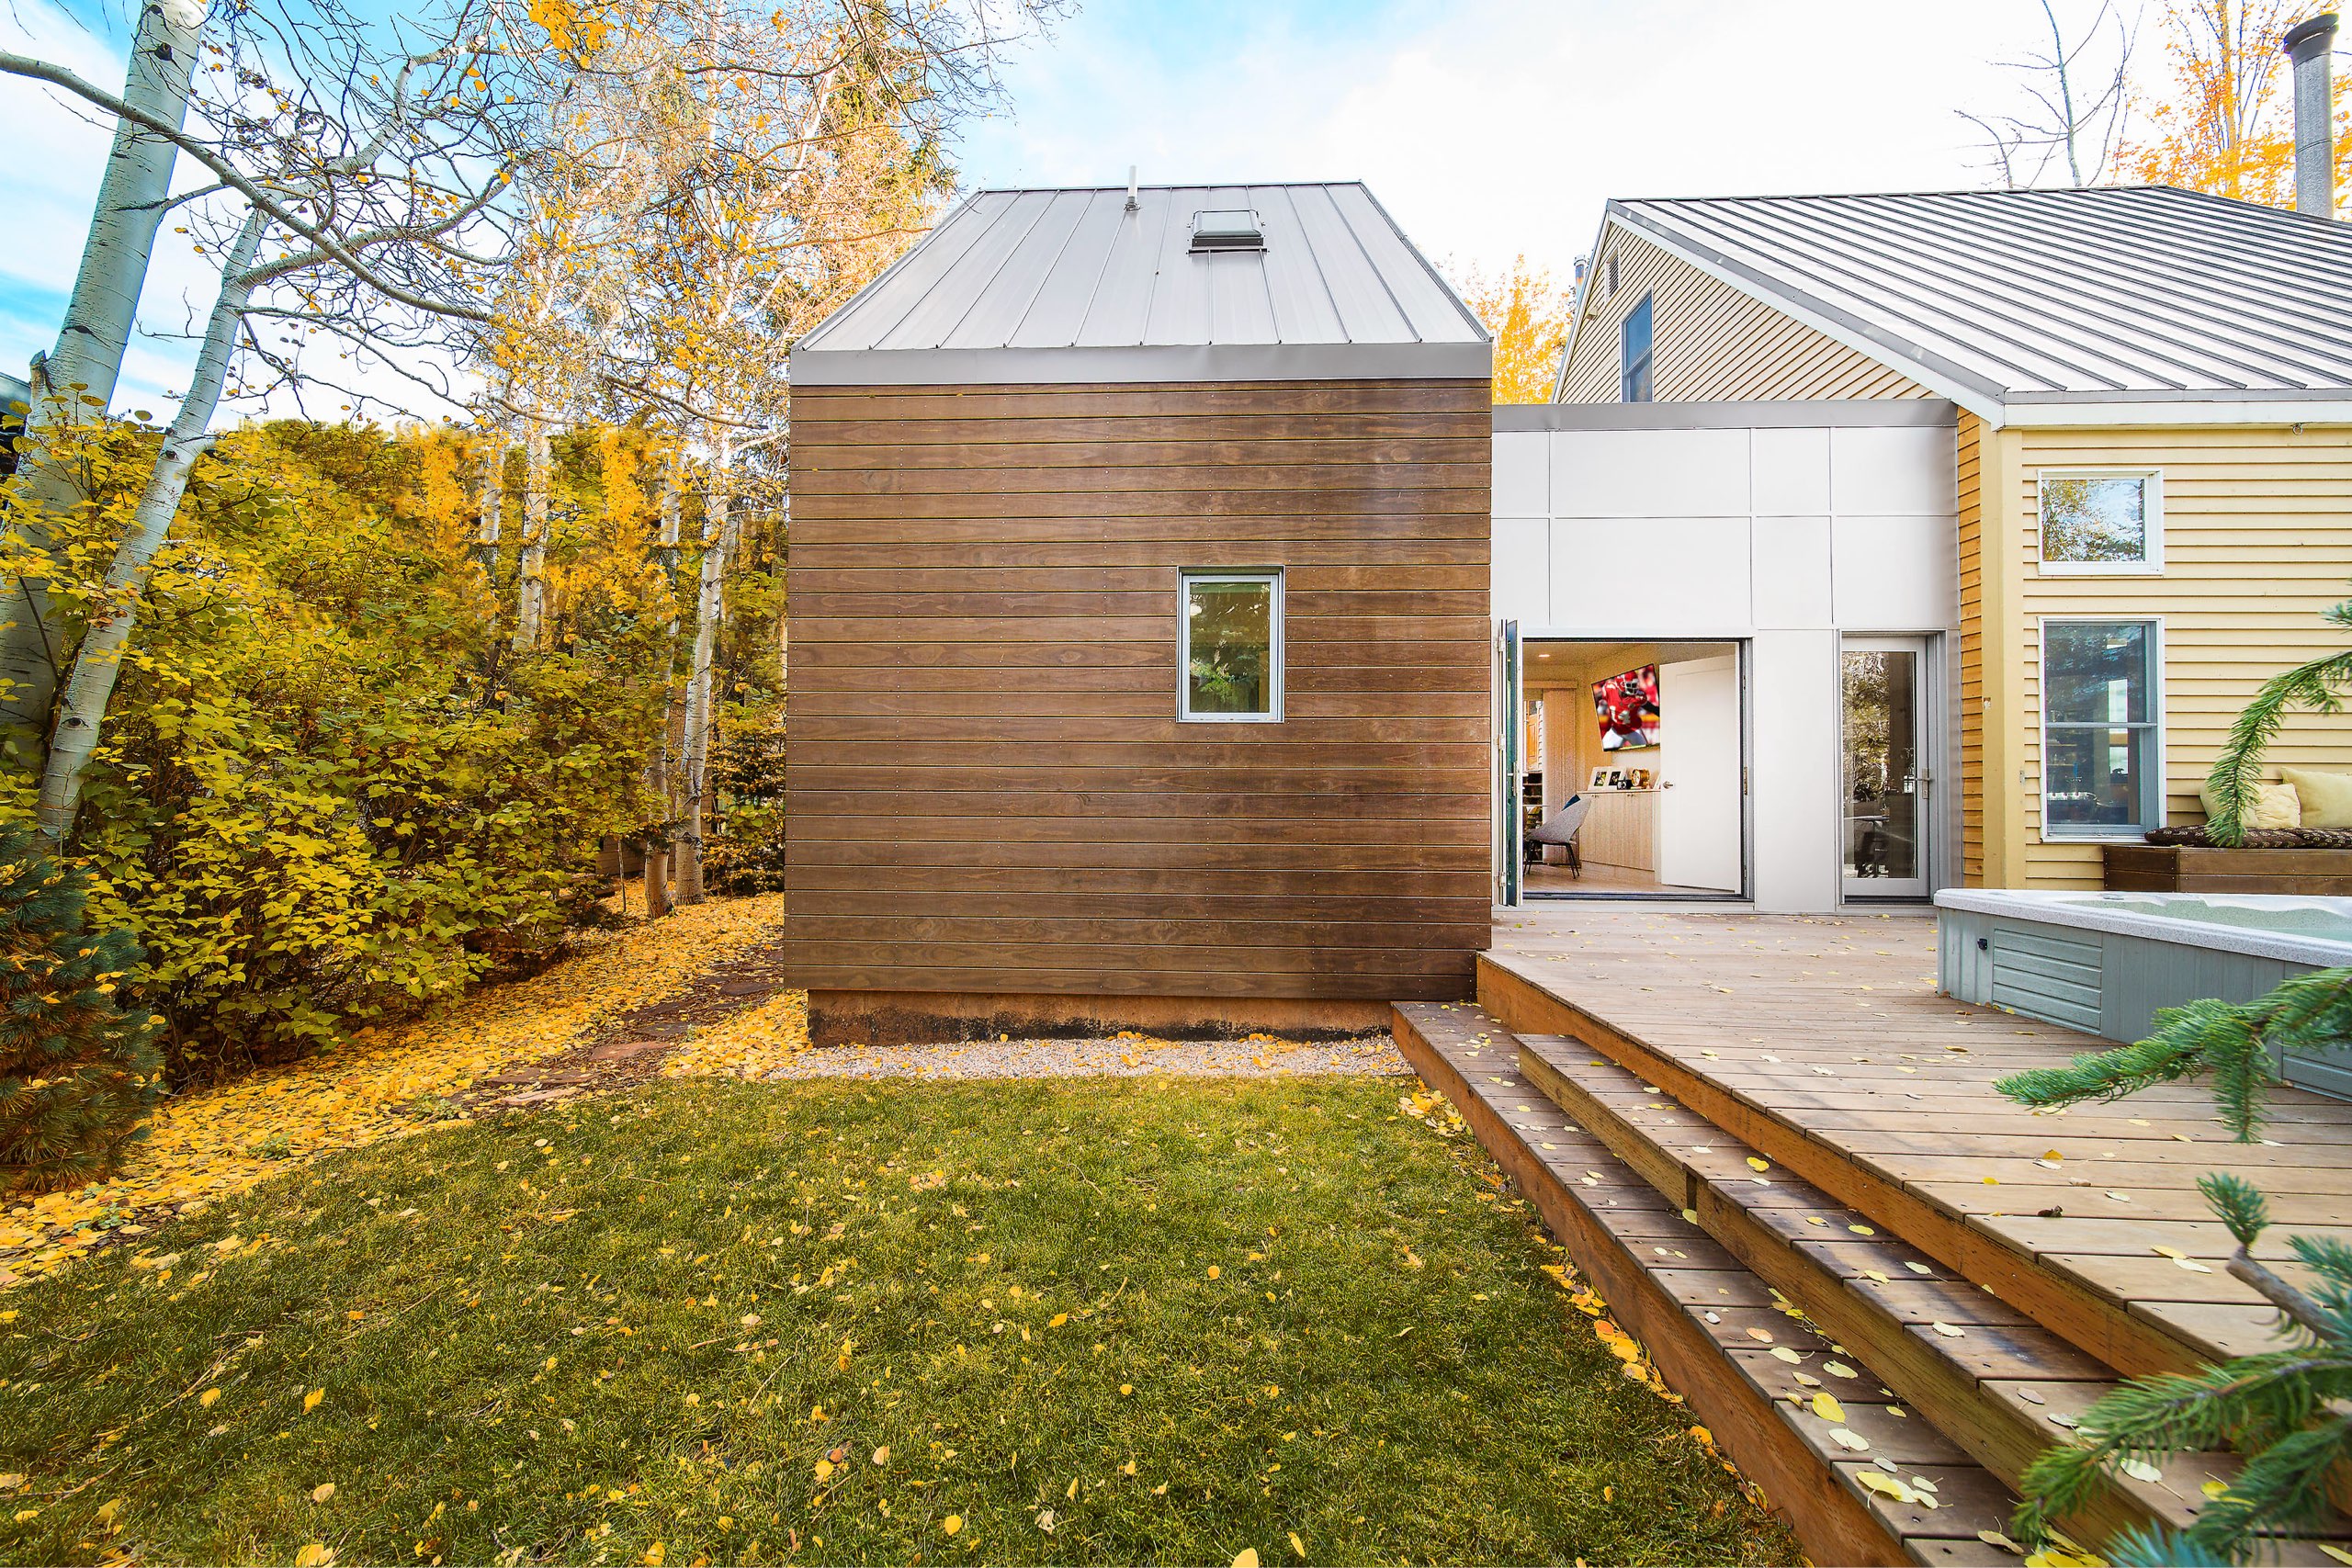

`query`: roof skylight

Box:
[1190,209,1265,253]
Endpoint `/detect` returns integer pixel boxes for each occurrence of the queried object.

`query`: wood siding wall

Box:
[1558,229,1932,404]
[1957,412,1986,885]
[783,378,1494,1006]
[1990,424,2352,888]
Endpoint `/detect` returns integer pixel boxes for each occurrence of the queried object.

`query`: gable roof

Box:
[1565,187,2352,424]
[791,182,1490,387]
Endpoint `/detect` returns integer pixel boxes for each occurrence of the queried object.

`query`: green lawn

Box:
[1,1076,1796,1566]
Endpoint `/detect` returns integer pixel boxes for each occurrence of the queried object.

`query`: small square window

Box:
[2039,472,2161,572]
[1180,570,1282,722]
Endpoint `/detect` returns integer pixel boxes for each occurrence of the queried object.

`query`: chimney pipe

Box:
[2284,13,2338,218]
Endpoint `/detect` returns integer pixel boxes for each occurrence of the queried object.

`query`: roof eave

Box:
[788,340,1495,388]
[1607,203,2015,422]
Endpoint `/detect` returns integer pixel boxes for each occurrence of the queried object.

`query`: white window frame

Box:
[2035,469,2164,576]
[2037,615,2165,841]
[1178,569,1283,724]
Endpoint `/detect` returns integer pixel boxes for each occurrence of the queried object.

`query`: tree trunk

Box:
[510,416,549,650]
[36,209,263,843]
[643,842,671,919]
[674,441,731,905]
[473,429,505,581]
[2,0,204,743]
[634,461,684,917]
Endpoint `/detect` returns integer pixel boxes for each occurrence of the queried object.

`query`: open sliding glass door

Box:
[1841,636,1931,899]
[1495,620,1521,907]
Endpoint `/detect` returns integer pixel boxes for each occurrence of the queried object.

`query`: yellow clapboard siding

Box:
[1958,412,1986,886]
[1559,228,1930,403]
[1986,423,2352,887]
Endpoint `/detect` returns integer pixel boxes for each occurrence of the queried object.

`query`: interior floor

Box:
[1524,860,1726,897]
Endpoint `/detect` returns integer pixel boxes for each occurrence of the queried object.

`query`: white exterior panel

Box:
[1493,405,1959,912]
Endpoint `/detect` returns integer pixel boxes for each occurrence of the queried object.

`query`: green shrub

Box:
[0,828,162,1191]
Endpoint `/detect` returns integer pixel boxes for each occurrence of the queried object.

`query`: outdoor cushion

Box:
[2199,780,2302,831]
[2280,766,2352,829]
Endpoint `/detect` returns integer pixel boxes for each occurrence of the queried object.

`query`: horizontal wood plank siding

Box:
[1560,229,1931,404]
[783,378,1494,1003]
[1996,424,2352,888]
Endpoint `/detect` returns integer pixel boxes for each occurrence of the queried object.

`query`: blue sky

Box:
[0,0,2106,418]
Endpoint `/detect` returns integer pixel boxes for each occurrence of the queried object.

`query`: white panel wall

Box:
[1493,416,1959,912]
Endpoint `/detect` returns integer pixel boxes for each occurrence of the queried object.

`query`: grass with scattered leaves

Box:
[0,1075,1799,1566]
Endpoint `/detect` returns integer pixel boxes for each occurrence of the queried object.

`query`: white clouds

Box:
[952,0,2070,282]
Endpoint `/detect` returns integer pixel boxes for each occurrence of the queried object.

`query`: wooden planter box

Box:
[2102,843,2352,894]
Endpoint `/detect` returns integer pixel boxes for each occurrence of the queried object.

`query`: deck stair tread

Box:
[1476,939,2347,1382]
[1510,1032,2274,1549]
[1394,1001,2024,1566]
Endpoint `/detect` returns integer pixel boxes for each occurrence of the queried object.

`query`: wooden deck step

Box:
[1510,1033,2282,1553]
[1393,1000,2024,1567]
[1476,943,2342,1379]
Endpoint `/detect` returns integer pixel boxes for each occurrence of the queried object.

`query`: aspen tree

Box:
[2,0,205,747]
[3,0,535,840]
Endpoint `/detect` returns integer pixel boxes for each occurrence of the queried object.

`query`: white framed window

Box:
[2039,617,2163,839]
[1179,570,1283,722]
[2037,470,2162,573]
[1619,293,1654,403]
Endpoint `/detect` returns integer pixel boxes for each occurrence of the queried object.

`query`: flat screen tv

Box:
[1593,664,1659,752]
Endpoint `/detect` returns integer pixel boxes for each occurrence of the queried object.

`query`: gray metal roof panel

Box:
[794,181,1488,385]
[1608,187,2352,404]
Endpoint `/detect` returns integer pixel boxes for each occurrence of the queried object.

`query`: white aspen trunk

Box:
[641,462,684,916]
[473,430,505,578]
[36,209,262,843]
[2,0,204,739]
[674,441,731,905]
[510,416,550,650]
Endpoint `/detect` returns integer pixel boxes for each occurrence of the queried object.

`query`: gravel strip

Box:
[756,1034,1407,1081]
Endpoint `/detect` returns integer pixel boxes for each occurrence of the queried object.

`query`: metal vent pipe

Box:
[2284,13,2339,218]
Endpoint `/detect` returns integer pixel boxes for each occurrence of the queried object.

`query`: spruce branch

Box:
[2204,637,2352,846]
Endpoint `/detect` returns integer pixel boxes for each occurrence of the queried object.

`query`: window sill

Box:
[2034,564,2164,578]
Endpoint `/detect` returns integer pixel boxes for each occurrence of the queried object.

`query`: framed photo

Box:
[1592,663,1660,752]
[1589,765,1612,790]
[1628,768,1653,790]
[1605,768,1626,790]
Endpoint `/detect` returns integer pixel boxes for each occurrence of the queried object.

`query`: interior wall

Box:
[1493,411,1960,912]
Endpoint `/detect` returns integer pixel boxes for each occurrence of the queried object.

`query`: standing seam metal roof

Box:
[791,182,1490,386]
[1581,187,2352,418]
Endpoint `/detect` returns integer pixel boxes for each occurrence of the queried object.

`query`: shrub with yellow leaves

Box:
[3,420,679,1084]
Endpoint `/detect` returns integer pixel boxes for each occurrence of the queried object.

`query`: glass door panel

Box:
[1842,637,1928,898]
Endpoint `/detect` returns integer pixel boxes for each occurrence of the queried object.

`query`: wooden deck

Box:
[1392,906,2352,1563]
[1484,907,2352,1379]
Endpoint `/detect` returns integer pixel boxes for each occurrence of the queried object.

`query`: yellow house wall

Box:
[1982,423,2352,888]
[1559,228,1932,404]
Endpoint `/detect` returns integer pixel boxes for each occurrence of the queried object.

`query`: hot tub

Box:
[1935,889,2352,1101]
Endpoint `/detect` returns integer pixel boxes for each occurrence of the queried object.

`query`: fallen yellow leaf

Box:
[1233,1551,1259,1568]
[1812,1393,1845,1423]
[943,1516,963,1536]
[198,1388,221,1408]
[311,1483,335,1504]
[303,1388,324,1412]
